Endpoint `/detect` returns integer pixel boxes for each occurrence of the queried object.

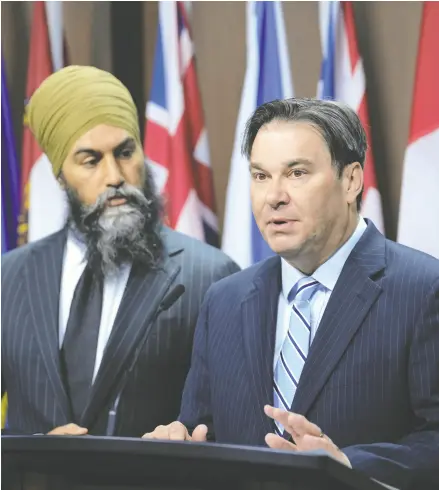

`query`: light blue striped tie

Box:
[273,277,319,435]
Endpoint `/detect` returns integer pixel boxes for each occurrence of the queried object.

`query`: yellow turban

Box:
[26,65,141,177]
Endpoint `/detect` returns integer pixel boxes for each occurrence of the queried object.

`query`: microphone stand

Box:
[105,285,185,436]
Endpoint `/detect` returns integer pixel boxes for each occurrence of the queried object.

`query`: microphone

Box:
[105,284,186,436]
[159,284,185,312]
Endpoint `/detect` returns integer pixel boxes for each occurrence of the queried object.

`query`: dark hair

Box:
[242,98,367,209]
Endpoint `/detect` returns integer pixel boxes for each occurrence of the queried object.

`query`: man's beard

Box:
[64,169,164,277]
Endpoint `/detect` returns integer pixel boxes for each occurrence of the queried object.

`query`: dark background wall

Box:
[1,1,423,240]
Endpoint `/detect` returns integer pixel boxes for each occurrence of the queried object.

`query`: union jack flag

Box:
[144,1,218,246]
[318,1,385,235]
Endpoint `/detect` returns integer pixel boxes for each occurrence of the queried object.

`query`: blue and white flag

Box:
[222,1,294,269]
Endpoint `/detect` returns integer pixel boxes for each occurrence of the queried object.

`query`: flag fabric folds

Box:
[221,1,294,269]
[19,1,66,245]
[145,1,218,246]
[1,56,21,429]
[2,56,20,254]
[317,1,385,234]
[397,3,439,258]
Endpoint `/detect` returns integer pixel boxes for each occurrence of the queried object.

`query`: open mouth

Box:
[107,196,128,207]
[268,219,297,231]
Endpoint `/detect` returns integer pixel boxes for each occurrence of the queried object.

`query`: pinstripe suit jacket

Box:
[1,226,239,437]
[179,221,439,489]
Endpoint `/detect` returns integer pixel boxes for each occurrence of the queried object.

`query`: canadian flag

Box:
[397,3,439,258]
[18,1,67,245]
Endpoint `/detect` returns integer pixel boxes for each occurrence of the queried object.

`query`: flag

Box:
[2,56,20,254]
[145,1,218,246]
[397,3,439,258]
[1,56,21,429]
[317,1,384,234]
[221,1,294,268]
[18,1,67,245]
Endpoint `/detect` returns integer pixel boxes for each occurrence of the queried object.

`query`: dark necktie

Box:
[61,264,104,423]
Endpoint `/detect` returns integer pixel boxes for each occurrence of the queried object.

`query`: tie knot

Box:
[289,277,319,303]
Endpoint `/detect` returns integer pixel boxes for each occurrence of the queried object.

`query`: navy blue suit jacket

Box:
[179,221,439,489]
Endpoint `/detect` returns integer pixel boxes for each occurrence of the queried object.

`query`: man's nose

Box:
[105,156,125,189]
[265,179,290,209]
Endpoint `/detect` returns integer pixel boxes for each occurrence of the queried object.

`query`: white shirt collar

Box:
[281,217,368,299]
[65,228,88,267]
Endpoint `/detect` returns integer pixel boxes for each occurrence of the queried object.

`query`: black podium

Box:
[2,435,390,490]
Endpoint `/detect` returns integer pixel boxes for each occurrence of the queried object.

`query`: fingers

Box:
[169,422,190,441]
[265,433,297,451]
[143,425,171,439]
[70,426,88,436]
[142,421,190,441]
[264,406,351,467]
[142,422,208,442]
[191,424,208,442]
[264,405,294,437]
[143,425,165,439]
[264,405,301,441]
[297,434,351,467]
[264,406,291,431]
[47,423,88,436]
[286,413,321,438]
[264,406,322,440]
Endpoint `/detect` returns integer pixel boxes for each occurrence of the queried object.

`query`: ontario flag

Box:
[18,1,67,245]
[144,1,218,246]
[317,1,385,234]
[398,3,439,258]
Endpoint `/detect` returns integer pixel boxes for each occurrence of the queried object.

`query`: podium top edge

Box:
[2,434,331,466]
[2,435,390,489]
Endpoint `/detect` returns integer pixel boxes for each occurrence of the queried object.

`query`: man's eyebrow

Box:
[249,162,265,171]
[285,159,313,167]
[113,137,136,153]
[74,147,99,157]
[73,137,136,157]
[249,159,313,171]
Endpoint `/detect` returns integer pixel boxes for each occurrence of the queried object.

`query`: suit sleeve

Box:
[343,278,439,490]
[178,286,215,439]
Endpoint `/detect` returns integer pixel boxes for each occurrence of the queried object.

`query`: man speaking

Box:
[144,98,439,489]
[1,66,239,437]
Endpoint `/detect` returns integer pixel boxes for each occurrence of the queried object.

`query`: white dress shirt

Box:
[273,217,368,368]
[59,232,131,382]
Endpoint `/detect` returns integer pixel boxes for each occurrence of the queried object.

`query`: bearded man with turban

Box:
[1,66,239,436]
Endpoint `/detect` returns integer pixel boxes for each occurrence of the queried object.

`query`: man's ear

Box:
[57,172,66,190]
[344,162,363,205]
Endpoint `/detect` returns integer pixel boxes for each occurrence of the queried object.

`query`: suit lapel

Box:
[81,251,182,428]
[241,257,281,435]
[25,229,71,421]
[292,222,386,417]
